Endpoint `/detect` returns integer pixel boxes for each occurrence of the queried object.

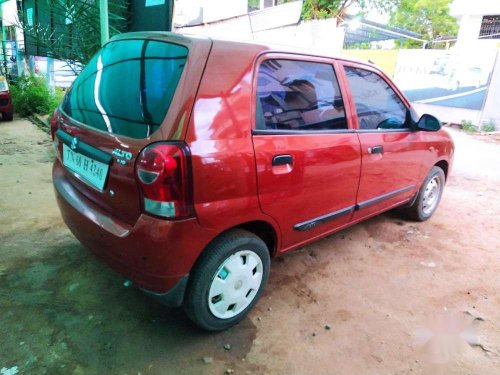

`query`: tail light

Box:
[135,142,193,219]
[50,110,58,140]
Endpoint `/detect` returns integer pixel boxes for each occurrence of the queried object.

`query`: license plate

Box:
[63,144,109,191]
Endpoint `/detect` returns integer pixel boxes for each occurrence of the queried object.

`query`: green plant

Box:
[18,0,128,67]
[390,0,458,49]
[10,75,62,117]
[301,0,397,21]
[461,120,477,133]
[480,120,496,132]
[49,87,66,115]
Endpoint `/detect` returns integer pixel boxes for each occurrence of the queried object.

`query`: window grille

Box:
[479,15,500,39]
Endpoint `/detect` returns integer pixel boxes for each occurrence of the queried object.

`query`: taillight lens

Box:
[135,143,193,219]
[50,110,58,140]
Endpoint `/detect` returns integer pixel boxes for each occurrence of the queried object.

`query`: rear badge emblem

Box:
[71,137,79,150]
[112,148,133,165]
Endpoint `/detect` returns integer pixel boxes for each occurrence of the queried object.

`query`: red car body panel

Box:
[0,90,13,114]
[186,41,281,239]
[52,33,454,300]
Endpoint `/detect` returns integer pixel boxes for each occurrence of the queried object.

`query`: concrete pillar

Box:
[480,50,500,130]
[46,56,54,90]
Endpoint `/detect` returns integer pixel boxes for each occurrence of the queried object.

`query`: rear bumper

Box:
[53,161,216,297]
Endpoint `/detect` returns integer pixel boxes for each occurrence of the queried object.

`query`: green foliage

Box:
[461,120,477,133]
[348,42,372,49]
[19,0,128,66]
[480,120,496,132]
[248,0,260,11]
[389,0,458,48]
[301,0,397,21]
[10,75,63,117]
[302,0,342,20]
[49,87,66,116]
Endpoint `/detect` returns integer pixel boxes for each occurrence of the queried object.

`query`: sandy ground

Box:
[0,118,499,375]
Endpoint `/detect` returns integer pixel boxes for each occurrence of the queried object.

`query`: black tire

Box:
[3,112,13,121]
[404,166,445,221]
[183,229,270,331]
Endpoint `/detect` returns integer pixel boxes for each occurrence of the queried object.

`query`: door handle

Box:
[272,154,293,166]
[368,145,384,154]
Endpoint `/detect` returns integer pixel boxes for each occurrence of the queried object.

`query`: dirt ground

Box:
[0,118,499,375]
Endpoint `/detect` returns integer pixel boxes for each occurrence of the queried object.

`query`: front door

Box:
[252,55,362,251]
[339,63,427,219]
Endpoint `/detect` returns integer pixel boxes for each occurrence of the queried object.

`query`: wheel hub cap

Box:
[208,250,263,319]
[422,176,441,215]
[234,280,243,290]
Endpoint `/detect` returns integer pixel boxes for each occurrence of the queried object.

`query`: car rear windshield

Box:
[61,39,188,139]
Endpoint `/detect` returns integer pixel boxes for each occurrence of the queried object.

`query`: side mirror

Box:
[417,114,441,131]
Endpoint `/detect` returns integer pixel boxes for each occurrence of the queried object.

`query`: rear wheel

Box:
[404,166,445,221]
[3,112,13,121]
[183,229,270,331]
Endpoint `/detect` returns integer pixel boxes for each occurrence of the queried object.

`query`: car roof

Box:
[111,31,374,69]
[213,37,373,66]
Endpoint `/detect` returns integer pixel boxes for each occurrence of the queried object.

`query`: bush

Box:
[480,120,496,132]
[10,75,64,117]
[461,120,477,132]
[49,86,65,115]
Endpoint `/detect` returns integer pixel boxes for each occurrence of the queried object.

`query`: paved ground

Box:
[0,118,499,375]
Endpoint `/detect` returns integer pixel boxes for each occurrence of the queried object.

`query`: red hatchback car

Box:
[52,33,454,331]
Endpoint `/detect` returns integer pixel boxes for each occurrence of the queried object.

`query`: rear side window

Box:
[344,67,409,130]
[256,59,347,131]
[62,39,188,139]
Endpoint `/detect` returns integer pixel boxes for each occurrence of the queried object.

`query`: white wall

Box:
[480,51,500,130]
[253,19,345,56]
[1,0,18,26]
[451,0,500,49]
[174,0,248,27]
[174,1,345,56]
[455,15,500,49]
[451,0,500,17]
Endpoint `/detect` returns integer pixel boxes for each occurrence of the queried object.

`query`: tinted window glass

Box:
[62,39,188,139]
[345,67,409,130]
[256,59,347,131]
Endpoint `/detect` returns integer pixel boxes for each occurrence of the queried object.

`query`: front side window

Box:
[345,67,409,130]
[256,59,347,131]
[62,39,188,139]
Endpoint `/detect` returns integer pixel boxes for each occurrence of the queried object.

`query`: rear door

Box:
[339,62,426,219]
[252,55,362,251]
[54,36,211,225]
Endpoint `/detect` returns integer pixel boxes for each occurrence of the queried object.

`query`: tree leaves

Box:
[18,0,128,66]
[389,0,458,48]
[301,0,398,21]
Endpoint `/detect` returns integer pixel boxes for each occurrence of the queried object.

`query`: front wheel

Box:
[404,166,445,221]
[183,229,270,331]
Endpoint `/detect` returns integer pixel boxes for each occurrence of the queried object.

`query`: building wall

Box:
[480,51,500,130]
[174,1,348,56]
[175,16,345,57]
[174,0,248,27]
[451,0,500,17]
[451,0,500,49]
[456,15,500,49]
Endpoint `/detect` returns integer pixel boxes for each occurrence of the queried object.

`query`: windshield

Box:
[61,39,188,139]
